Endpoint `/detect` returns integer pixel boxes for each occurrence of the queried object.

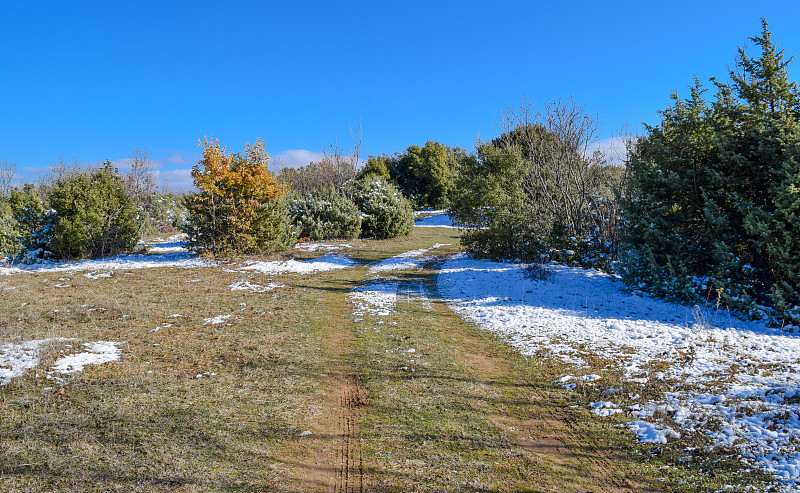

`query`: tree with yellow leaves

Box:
[184,137,297,255]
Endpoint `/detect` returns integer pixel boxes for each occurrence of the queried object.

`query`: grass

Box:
[0,227,770,491]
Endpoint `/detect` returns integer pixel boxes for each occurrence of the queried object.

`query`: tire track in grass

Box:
[333,377,366,493]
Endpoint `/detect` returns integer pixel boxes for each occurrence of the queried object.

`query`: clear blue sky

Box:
[2,1,800,190]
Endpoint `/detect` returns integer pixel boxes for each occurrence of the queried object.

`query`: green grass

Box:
[0,227,769,491]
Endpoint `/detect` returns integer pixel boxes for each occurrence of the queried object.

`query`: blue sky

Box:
[2,1,800,191]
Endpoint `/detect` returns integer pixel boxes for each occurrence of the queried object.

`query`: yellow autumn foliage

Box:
[185,137,295,256]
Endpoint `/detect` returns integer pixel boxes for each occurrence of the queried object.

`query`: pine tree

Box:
[621,19,800,324]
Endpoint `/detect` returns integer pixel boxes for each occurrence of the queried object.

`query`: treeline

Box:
[0,152,187,263]
[1,20,797,327]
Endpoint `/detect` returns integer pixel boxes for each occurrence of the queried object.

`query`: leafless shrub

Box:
[0,159,17,197]
[278,122,363,196]
[124,147,156,207]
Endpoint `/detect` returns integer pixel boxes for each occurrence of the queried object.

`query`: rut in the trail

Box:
[333,377,367,493]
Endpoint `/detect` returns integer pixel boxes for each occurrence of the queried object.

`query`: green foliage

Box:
[10,185,47,241]
[8,185,51,261]
[450,144,537,261]
[250,194,299,253]
[140,193,188,235]
[357,154,392,182]
[620,19,800,325]
[354,176,414,240]
[387,141,457,209]
[289,187,361,240]
[450,116,619,269]
[0,199,19,259]
[47,162,139,260]
[185,137,291,256]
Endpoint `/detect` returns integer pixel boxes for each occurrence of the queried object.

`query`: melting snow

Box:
[293,242,353,252]
[0,338,123,384]
[83,271,113,279]
[626,421,680,444]
[1,251,213,275]
[228,280,284,293]
[50,341,123,374]
[0,339,71,385]
[349,281,399,319]
[414,212,459,228]
[139,233,189,253]
[589,401,622,416]
[439,254,800,489]
[203,315,231,325]
[241,254,357,275]
[368,244,450,274]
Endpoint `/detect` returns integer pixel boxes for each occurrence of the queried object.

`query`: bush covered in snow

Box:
[353,176,413,240]
[620,22,800,326]
[289,187,361,240]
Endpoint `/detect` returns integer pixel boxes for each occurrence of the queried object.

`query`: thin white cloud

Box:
[154,168,195,193]
[588,135,636,166]
[273,149,324,169]
[20,166,48,173]
[158,149,201,167]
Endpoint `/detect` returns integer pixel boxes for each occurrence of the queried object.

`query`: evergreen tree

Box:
[388,141,456,209]
[47,162,139,260]
[621,19,800,324]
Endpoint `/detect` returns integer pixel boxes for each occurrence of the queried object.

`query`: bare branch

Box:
[0,159,17,197]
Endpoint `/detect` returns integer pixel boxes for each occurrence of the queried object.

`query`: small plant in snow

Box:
[523,262,553,281]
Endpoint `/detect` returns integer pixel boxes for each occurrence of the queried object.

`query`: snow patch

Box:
[414,212,460,228]
[50,341,123,375]
[242,254,357,275]
[293,242,353,253]
[438,254,800,488]
[1,252,213,275]
[368,244,450,274]
[228,280,284,293]
[626,421,680,444]
[349,281,399,318]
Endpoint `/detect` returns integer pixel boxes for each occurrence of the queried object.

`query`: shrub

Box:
[184,137,290,255]
[0,199,19,259]
[9,185,52,261]
[449,100,619,269]
[620,20,800,325]
[47,162,139,260]
[289,187,361,240]
[354,176,413,240]
[141,193,188,234]
[250,194,298,252]
[389,141,457,209]
[356,154,392,183]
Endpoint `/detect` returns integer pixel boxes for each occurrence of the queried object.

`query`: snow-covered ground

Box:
[350,281,399,319]
[49,341,123,375]
[367,244,449,274]
[414,212,459,228]
[438,254,800,490]
[139,233,189,253]
[228,280,284,293]
[0,251,213,275]
[0,338,122,385]
[241,254,357,275]
[293,242,353,253]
